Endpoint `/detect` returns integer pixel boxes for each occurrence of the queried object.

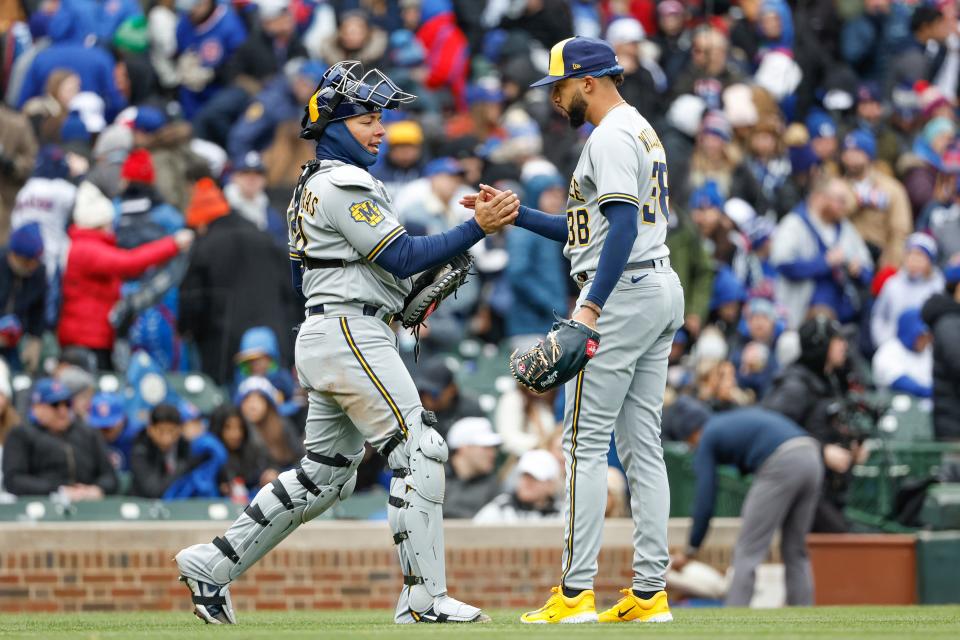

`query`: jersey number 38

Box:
[642,161,669,225]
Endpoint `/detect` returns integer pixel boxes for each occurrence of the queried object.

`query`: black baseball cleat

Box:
[178,575,237,624]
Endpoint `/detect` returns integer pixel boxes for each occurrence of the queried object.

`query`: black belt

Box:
[302,256,346,269]
[574,257,668,286]
[306,303,397,325]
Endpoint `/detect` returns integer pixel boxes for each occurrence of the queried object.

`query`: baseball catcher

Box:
[174,60,518,625]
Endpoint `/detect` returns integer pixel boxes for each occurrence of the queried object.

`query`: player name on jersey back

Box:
[563,106,671,277]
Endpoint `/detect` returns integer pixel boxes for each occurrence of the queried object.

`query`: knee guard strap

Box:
[206,448,363,583]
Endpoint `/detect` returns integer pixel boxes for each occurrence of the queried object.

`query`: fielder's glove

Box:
[510,318,600,393]
[400,253,474,329]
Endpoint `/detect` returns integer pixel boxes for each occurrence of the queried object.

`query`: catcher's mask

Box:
[300,60,417,141]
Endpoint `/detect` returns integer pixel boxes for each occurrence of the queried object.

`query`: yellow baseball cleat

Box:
[520,586,599,624]
[598,588,673,623]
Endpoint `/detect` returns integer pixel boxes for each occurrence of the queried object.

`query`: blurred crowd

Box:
[2,0,960,529]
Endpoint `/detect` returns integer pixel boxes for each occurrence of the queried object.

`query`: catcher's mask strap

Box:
[300,89,345,140]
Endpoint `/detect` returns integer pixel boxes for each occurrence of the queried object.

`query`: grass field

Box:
[0,607,958,640]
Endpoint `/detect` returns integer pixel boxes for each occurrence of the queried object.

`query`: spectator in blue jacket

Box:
[840,0,913,85]
[48,0,143,45]
[505,173,568,350]
[162,400,227,499]
[0,223,46,372]
[16,43,127,119]
[175,0,247,119]
[730,297,782,398]
[668,402,822,607]
[872,308,933,398]
[771,177,874,328]
[224,58,325,160]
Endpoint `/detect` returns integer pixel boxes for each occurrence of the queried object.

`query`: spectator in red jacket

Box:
[57,181,194,370]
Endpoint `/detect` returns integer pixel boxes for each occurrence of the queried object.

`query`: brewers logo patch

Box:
[350,200,384,226]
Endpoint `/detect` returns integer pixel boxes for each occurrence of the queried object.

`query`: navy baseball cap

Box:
[530,36,624,88]
[234,151,265,173]
[423,157,465,177]
[31,378,73,405]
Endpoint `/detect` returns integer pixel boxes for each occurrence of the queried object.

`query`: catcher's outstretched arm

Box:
[375,219,485,279]
[515,205,568,242]
[584,201,638,309]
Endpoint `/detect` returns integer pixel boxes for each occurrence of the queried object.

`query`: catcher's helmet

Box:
[300,60,416,140]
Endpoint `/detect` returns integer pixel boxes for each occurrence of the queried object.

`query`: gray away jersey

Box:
[563,105,671,275]
[289,160,412,312]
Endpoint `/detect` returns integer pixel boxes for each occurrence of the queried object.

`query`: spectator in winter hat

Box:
[178,174,295,384]
[903,116,958,217]
[722,83,759,143]
[918,82,955,122]
[872,233,944,348]
[731,296,782,397]
[58,182,193,370]
[84,123,134,200]
[115,148,184,250]
[184,177,230,230]
[841,128,912,269]
[690,181,744,270]
[0,223,46,372]
[653,0,689,86]
[805,110,838,165]
[235,376,303,469]
[120,148,154,185]
[446,78,506,143]
[224,152,286,246]
[873,308,934,398]
[709,266,748,343]
[371,120,425,199]
[743,216,779,296]
[688,110,745,209]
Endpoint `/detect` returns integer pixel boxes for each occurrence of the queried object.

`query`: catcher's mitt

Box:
[401,253,474,329]
[510,318,600,393]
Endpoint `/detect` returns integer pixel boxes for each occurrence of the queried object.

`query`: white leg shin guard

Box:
[386,411,480,622]
[176,450,363,585]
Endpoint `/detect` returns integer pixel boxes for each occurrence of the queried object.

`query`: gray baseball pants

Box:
[726,437,823,607]
[560,261,685,593]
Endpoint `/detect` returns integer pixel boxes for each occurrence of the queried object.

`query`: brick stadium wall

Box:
[0,519,747,613]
